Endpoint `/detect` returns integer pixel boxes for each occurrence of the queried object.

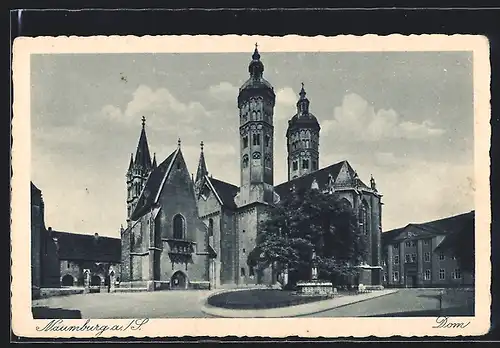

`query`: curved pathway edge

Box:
[201,289,399,318]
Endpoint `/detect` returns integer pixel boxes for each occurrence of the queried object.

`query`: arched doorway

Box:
[170,271,187,290]
[91,275,101,287]
[61,274,74,287]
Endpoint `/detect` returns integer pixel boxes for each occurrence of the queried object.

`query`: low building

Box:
[52,230,121,289]
[381,211,474,288]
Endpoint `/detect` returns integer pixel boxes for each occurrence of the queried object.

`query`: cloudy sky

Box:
[31,50,474,238]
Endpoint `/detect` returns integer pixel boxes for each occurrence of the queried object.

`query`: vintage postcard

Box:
[11,34,491,338]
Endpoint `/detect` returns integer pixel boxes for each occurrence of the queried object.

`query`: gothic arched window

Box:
[265,155,272,168]
[265,134,270,147]
[173,214,185,239]
[243,136,249,149]
[302,159,309,169]
[242,155,249,168]
[208,218,214,237]
[253,133,260,146]
[360,201,369,235]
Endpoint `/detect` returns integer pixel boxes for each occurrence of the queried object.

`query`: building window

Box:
[439,269,445,280]
[67,261,70,269]
[452,255,457,260]
[423,239,430,246]
[243,248,246,253]
[394,255,399,265]
[439,252,445,261]
[241,267,246,277]
[253,134,260,146]
[177,161,181,170]
[424,252,431,262]
[265,134,270,147]
[393,271,400,282]
[312,160,318,170]
[242,155,249,168]
[452,268,462,279]
[302,159,309,169]
[411,241,416,247]
[265,155,272,168]
[405,241,411,247]
[404,254,411,263]
[243,136,248,148]
[411,253,417,263]
[382,273,387,282]
[173,214,185,239]
[208,218,214,237]
[424,269,431,280]
[292,161,298,171]
[242,229,245,233]
[393,243,399,250]
[360,202,368,235]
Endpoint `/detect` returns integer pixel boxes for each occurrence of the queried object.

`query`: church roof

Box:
[274,160,371,200]
[52,231,121,263]
[130,148,179,220]
[382,211,475,246]
[208,177,239,210]
[435,211,475,252]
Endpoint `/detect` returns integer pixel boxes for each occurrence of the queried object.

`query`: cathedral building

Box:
[120,46,383,290]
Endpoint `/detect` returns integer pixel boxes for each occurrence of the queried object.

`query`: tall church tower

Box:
[236,44,276,206]
[126,116,153,223]
[286,83,321,180]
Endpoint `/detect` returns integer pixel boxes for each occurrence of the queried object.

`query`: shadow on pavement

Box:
[363,305,474,317]
[32,306,82,319]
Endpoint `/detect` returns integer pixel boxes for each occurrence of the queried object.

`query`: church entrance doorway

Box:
[61,274,74,287]
[170,271,187,290]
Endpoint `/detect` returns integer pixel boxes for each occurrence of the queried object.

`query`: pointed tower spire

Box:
[152,153,157,168]
[249,43,264,79]
[297,82,310,115]
[128,153,134,172]
[370,174,377,191]
[134,116,152,172]
[195,141,208,184]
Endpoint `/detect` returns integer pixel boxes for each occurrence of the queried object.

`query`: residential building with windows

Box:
[381,211,474,288]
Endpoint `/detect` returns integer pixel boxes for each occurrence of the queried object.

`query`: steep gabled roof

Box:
[52,231,121,263]
[130,148,179,220]
[208,177,239,210]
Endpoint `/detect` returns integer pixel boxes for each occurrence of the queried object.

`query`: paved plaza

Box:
[32,288,473,319]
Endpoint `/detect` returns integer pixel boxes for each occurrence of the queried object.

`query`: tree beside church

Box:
[248,188,369,288]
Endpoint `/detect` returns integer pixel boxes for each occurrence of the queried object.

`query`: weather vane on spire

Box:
[141,116,146,128]
[255,42,258,50]
[178,138,181,148]
[200,140,204,151]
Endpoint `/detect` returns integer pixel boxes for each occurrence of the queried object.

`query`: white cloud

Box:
[322,93,446,141]
[98,85,213,134]
[208,81,239,103]
[274,87,298,120]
